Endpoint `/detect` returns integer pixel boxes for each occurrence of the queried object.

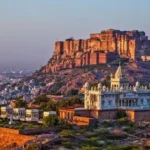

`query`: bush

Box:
[42,115,59,128]
[106,145,144,150]
[59,119,72,129]
[101,121,114,127]
[83,137,100,147]
[61,140,73,149]
[77,129,87,134]
[17,124,25,130]
[116,110,127,119]
[25,143,40,150]
[59,129,74,137]
[15,99,27,108]
[26,123,41,129]
[123,126,136,134]
[97,129,110,137]
[80,146,99,150]
[34,94,49,105]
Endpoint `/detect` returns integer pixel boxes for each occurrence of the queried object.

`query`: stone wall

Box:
[73,116,96,126]
[54,29,150,59]
[134,110,150,121]
[0,128,34,148]
[43,29,150,73]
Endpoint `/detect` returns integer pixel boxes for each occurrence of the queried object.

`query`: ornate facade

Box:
[84,65,150,110]
[58,65,150,125]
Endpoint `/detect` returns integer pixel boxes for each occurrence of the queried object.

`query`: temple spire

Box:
[115,63,122,79]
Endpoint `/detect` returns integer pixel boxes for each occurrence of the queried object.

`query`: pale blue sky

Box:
[0,0,150,71]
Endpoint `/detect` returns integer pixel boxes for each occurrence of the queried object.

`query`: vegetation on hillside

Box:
[38,95,83,111]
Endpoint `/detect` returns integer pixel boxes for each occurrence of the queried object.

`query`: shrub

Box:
[119,117,128,122]
[97,129,110,137]
[42,115,59,128]
[61,141,73,149]
[80,146,99,150]
[83,137,100,147]
[59,129,74,137]
[123,126,136,134]
[59,119,72,129]
[117,119,131,127]
[34,94,49,105]
[77,129,87,134]
[116,110,127,119]
[15,99,27,108]
[25,143,40,150]
[101,121,114,127]
[106,145,144,150]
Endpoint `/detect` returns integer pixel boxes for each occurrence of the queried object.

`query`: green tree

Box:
[42,115,59,127]
[116,110,127,119]
[40,96,83,111]
[34,94,49,105]
[15,99,27,108]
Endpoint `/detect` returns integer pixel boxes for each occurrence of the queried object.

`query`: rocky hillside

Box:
[30,60,150,95]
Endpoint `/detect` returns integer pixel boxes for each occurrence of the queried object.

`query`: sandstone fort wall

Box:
[43,29,150,73]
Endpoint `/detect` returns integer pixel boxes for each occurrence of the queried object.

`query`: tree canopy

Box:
[42,115,59,127]
[15,98,27,108]
[40,96,83,111]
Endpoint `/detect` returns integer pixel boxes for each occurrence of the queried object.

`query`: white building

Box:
[0,106,12,119]
[26,109,39,122]
[84,65,150,110]
[43,111,57,117]
[12,108,26,121]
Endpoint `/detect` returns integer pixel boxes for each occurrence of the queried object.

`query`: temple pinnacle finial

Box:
[115,63,122,78]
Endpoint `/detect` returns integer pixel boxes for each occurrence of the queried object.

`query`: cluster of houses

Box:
[0,106,56,123]
[2,65,150,126]
[0,77,51,107]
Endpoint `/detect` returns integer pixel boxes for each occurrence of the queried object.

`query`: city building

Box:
[0,106,12,119]
[43,111,57,117]
[12,108,26,121]
[25,109,39,122]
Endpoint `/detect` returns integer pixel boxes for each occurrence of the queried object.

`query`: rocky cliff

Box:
[30,60,150,95]
[42,29,150,73]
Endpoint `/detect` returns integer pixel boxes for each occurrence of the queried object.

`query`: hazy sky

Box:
[0,0,150,71]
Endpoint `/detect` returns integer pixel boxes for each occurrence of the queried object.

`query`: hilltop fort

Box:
[43,29,150,73]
